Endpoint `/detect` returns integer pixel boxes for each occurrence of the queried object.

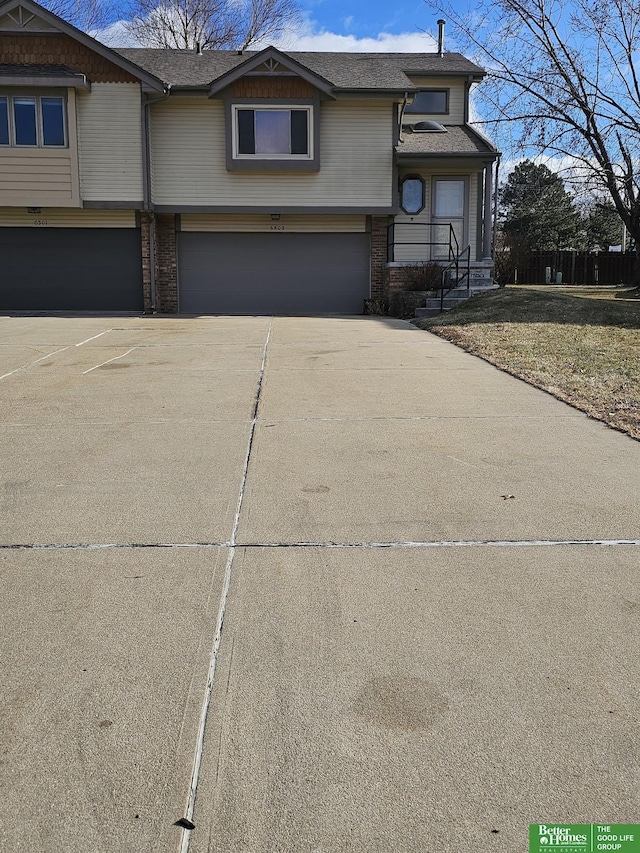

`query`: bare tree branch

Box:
[427,0,640,279]
[39,0,112,34]
[125,0,301,50]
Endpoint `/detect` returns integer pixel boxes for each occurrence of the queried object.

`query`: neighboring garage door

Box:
[178,232,370,315]
[1,228,143,312]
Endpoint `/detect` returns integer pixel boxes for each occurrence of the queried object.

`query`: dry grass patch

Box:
[414,285,640,440]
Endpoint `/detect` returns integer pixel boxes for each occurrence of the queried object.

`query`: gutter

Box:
[141,85,171,313]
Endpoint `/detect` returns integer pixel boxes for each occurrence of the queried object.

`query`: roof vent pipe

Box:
[437,19,446,57]
[195,41,203,55]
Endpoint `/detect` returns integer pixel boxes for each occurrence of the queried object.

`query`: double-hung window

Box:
[233,106,312,159]
[0,94,66,147]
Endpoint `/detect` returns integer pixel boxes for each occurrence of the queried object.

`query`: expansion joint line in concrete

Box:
[0,330,113,381]
[2,539,640,551]
[179,317,273,853]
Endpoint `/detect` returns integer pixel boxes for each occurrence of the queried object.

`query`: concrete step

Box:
[414,283,498,317]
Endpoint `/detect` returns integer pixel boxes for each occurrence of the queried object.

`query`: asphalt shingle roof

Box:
[396,124,498,156]
[0,63,80,76]
[115,48,485,90]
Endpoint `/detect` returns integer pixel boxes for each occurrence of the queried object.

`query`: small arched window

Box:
[400,175,425,215]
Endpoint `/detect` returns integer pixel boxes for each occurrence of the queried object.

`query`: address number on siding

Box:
[33,219,48,226]
[269,225,285,231]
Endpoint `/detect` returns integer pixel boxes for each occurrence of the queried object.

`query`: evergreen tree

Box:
[584,200,624,252]
[500,161,580,258]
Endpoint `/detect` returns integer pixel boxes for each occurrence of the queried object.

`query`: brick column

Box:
[140,212,152,313]
[370,215,390,300]
[155,213,178,313]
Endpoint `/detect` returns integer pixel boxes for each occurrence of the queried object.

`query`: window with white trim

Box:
[233,105,312,159]
[0,94,66,147]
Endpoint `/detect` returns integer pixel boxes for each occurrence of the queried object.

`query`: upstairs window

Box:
[405,89,449,115]
[234,106,311,159]
[0,95,66,147]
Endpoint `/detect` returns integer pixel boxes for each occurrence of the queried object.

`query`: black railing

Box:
[387,221,472,312]
[387,221,459,263]
[439,244,471,312]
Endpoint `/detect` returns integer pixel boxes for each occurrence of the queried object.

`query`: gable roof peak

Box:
[0,0,165,91]
[208,45,335,98]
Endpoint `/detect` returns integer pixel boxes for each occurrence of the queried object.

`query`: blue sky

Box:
[99,0,456,52]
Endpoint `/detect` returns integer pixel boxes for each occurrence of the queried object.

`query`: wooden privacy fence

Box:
[511,251,635,285]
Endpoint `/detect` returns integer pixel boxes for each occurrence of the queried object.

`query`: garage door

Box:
[178,232,370,315]
[1,228,143,312]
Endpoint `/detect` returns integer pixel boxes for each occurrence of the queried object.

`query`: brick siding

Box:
[155,214,178,313]
[139,212,178,313]
[140,214,152,312]
[370,215,390,300]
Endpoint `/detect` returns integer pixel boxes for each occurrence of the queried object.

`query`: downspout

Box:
[398,91,410,143]
[464,75,473,124]
[142,86,171,313]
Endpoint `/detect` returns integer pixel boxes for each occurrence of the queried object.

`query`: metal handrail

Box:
[439,244,471,312]
[386,221,458,263]
[387,221,472,313]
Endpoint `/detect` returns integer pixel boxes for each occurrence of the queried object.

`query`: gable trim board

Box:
[0,0,164,91]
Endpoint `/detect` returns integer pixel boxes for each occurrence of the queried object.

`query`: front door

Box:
[431,178,466,260]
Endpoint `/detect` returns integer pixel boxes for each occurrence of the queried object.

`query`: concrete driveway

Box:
[1,314,638,852]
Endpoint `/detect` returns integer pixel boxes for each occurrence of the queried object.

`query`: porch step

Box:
[414,281,498,317]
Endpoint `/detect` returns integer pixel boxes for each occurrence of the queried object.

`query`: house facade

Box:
[0,0,499,315]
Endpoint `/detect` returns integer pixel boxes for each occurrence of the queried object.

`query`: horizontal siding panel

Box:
[151,99,393,207]
[0,151,73,202]
[0,207,136,227]
[181,214,367,232]
[76,83,143,202]
[0,156,72,167]
[0,182,71,191]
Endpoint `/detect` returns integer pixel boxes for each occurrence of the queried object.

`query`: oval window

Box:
[401,176,425,214]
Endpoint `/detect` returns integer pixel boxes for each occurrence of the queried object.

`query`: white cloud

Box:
[268,20,437,52]
[96,11,437,53]
[95,19,141,47]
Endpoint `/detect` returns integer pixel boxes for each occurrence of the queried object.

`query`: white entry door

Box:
[432,178,466,259]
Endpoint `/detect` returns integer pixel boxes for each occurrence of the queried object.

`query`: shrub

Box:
[399,262,444,292]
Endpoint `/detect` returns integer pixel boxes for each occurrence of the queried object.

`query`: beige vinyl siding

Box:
[181,214,366,232]
[405,77,466,124]
[0,89,79,207]
[394,168,481,261]
[76,83,143,202]
[151,98,393,207]
[0,149,77,206]
[0,207,136,227]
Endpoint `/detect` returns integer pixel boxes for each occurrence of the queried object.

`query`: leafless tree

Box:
[125,0,301,51]
[39,0,111,34]
[429,0,640,284]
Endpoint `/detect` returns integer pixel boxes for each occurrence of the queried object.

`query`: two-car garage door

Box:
[178,232,371,315]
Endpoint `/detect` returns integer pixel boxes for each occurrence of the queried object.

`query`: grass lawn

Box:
[414,285,640,440]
